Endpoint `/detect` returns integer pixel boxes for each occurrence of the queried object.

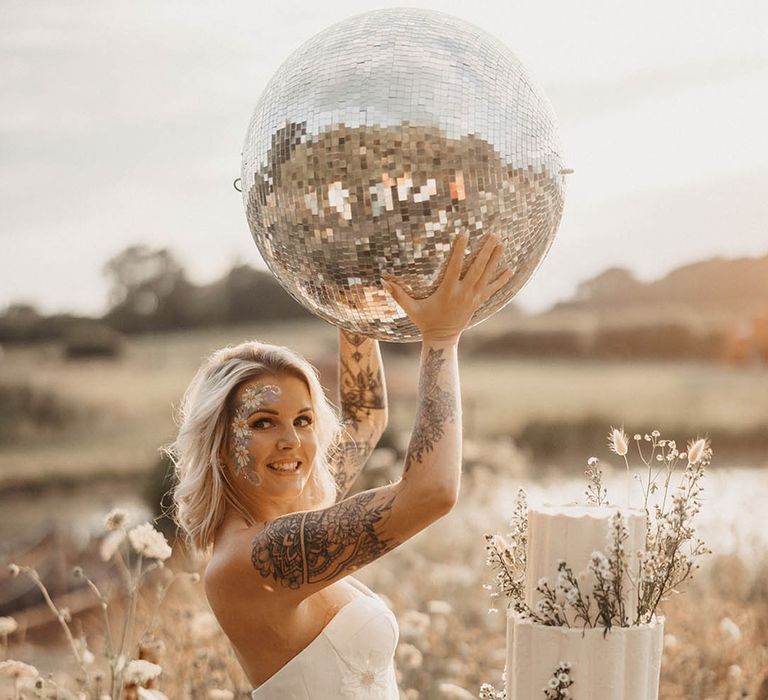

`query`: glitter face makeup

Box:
[230,384,282,485]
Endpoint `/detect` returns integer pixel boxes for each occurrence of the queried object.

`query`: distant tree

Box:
[103,245,195,331]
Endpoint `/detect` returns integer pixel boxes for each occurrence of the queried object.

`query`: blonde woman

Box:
[169,233,511,698]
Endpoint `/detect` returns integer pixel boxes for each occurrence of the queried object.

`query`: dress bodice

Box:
[250,586,400,699]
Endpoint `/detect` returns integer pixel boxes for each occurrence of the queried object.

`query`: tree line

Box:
[0,246,311,344]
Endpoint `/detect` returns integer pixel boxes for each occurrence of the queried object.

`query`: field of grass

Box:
[1,320,766,698]
[2,466,766,699]
[1,319,767,487]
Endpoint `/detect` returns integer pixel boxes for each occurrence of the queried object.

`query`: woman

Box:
[169,232,511,698]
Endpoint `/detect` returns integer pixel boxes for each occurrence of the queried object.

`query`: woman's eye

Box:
[252,419,272,429]
[295,416,312,427]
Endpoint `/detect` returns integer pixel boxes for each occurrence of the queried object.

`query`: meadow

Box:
[1,320,767,698]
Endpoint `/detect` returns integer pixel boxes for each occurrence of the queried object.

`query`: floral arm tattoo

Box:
[251,491,397,589]
[404,348,456,473]
[330,330,387,498]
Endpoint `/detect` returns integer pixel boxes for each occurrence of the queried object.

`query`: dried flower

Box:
[123,659,163,685]
[607,427,628,456]
[128,523,172,561]
[0,616,18,635]
[100,530,126,562]
[0,659,39,678]
[104,508,128,531]
[686,437,709,465]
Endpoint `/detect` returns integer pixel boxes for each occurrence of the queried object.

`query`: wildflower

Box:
[104,508,128,531]
[123,659,163,685]
[607,427,628,456]
[207,691,235,700]
[427,600,452,615]
[0,660,39,678]
[100,530,126,562]
[0,617,18,635]
[396,642,423,669]
[128,524,172,561]
[587,456,599,466]
[399,610,430,639]
[719,617,742,642]
[8,564,20,577]
[686,437,709,465]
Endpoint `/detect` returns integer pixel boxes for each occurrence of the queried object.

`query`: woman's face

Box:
[225,373,318,499]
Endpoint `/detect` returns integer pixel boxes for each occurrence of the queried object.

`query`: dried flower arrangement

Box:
[480,428,713,698]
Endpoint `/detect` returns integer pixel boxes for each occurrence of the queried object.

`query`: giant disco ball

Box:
[241,8,566,341]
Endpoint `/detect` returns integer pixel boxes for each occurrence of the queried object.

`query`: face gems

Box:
[230,383,282,485]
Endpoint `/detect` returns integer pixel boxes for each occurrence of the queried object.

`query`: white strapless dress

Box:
[250,586,400,699]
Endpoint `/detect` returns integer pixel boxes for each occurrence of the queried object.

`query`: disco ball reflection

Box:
[241,8,567,341]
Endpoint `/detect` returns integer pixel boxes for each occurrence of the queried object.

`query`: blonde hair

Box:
[166,340,341,554]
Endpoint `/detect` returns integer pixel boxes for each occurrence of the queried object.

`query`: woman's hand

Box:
[382,232,513,343]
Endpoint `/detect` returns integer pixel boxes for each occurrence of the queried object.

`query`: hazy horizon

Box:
[2,0,767,315]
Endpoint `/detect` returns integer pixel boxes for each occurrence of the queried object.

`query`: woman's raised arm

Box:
[209,233,512,605]
[330,330,388,499]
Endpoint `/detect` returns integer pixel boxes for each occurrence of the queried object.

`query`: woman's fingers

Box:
[461,235,497,287]
[477,242,505,287]
[442,232,470,286]
[382,277,416,316]
[478,266,514,304]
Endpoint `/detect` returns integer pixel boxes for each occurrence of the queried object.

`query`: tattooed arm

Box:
[330,330,388,499]
[209,234,512,604]
[213,342,458,604]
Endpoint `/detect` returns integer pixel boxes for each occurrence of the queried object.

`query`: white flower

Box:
[437,683,474,699]
[0,617,18,635]
[608,427,628,456]
[128,524,172,561]
[340,650,391,699]
[207,691,234,700]
[137,690,169,700]
[0,660,39,678]
[100,530,126,562]
[8,564,20,577]
[587,456,599,466]
[104,508,128,531]
[123,659,162,685]
[719,617,742,642]
[687,437,709,465]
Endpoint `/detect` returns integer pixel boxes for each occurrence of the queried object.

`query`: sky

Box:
[2,0,767,315]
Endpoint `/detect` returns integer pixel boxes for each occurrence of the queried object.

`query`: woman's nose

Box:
[276,424,300,448]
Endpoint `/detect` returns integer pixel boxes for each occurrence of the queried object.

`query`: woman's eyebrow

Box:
[247,407,313,417]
